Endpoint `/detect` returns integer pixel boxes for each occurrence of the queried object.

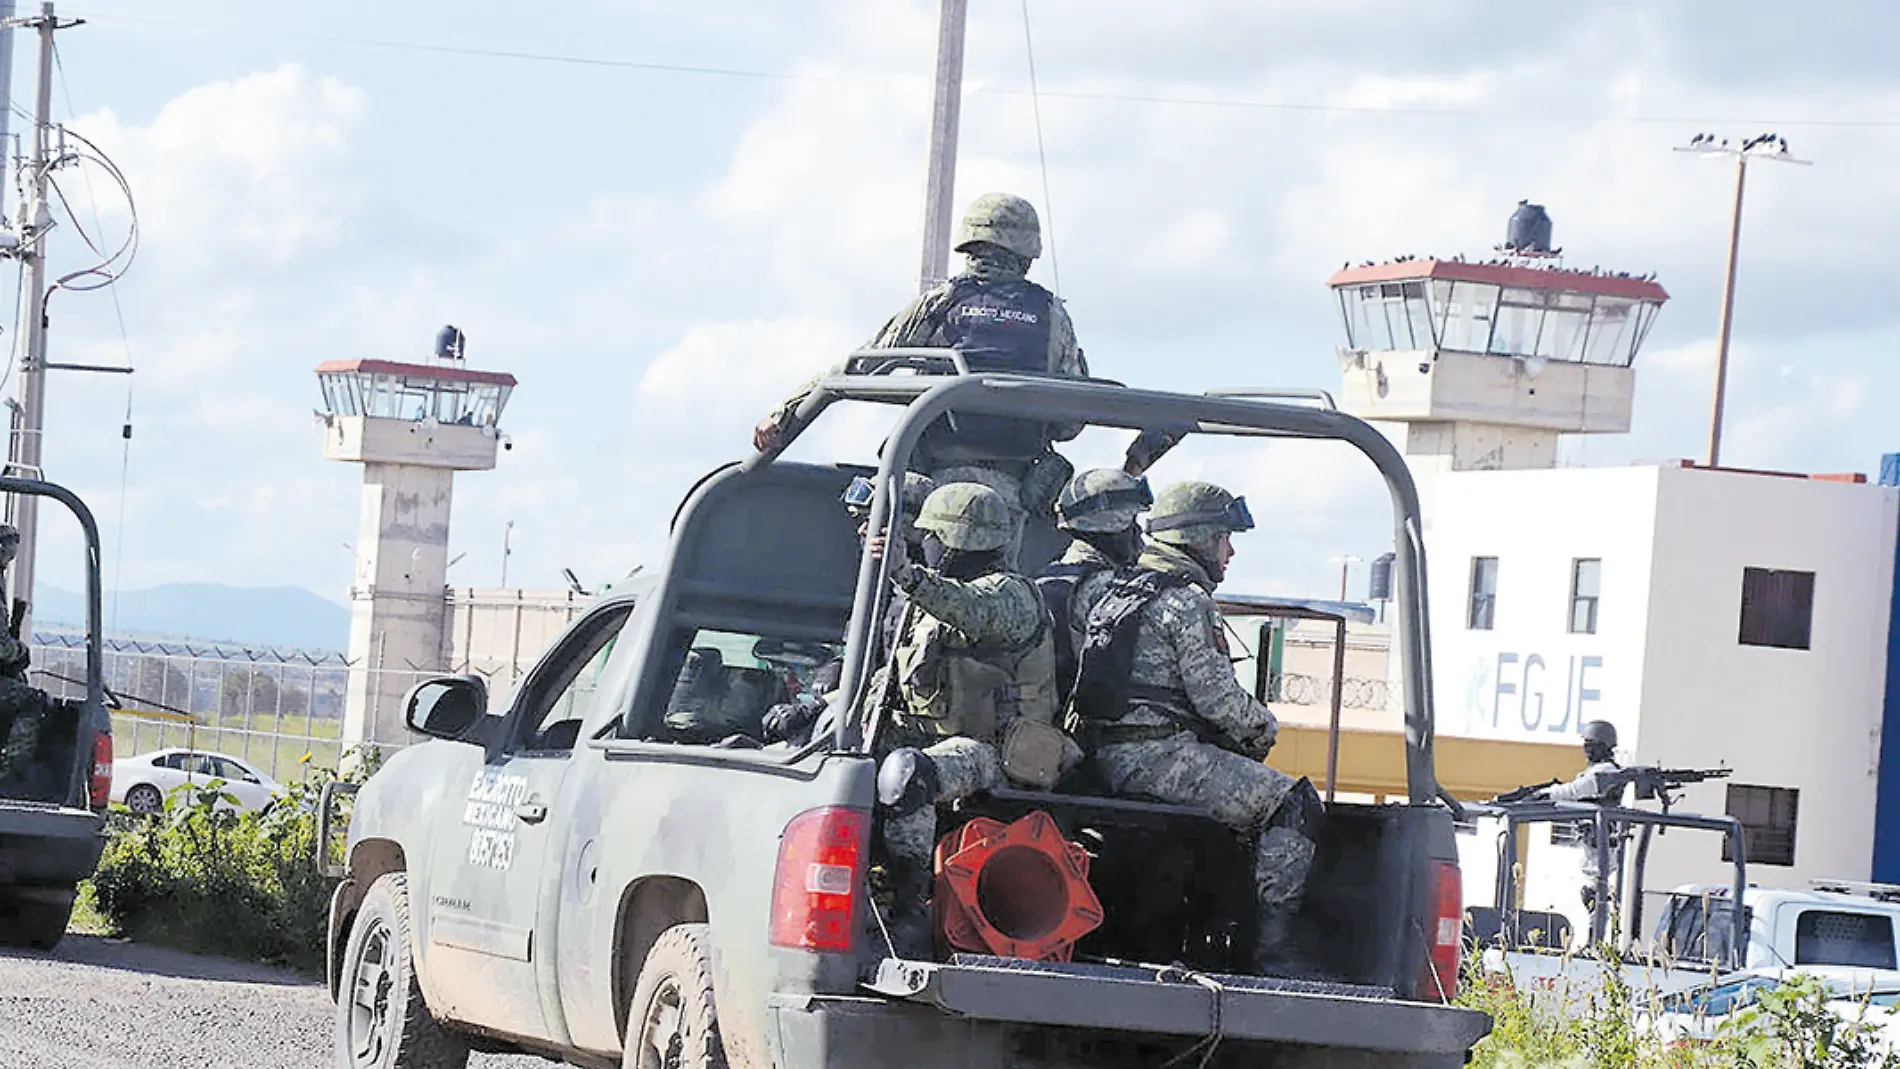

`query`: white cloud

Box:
[20,0,1900,624]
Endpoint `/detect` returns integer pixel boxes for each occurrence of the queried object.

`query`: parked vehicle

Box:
[1641,968,1900,1051]
[0,478,112,950]
[1469,784,1900,1012]
[110,747,285,814]
[322,364,1491,1068]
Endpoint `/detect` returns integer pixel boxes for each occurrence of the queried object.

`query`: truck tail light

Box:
[770,807,866,953]
[89,731,113,810]
[1418,859,1462,1002]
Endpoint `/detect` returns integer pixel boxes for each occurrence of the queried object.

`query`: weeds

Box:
[1459,947,1900,1068]
[81,746,379,974]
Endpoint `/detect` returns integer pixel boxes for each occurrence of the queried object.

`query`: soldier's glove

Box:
[762,698,822,743]
[886,533,922,592]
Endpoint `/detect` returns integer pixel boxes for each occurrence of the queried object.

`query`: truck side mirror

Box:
[404,676,489,742]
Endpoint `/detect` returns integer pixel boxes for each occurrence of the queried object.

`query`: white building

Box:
[1426,461,1899,930]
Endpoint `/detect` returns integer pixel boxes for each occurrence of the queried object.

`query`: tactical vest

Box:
[1034,560,1103,706]
[1069,570,1233,747]
[917,276,1055,463]
[892,584,1059,744]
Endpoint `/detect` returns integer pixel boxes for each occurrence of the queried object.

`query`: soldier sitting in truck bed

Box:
[1070,481,1327,972]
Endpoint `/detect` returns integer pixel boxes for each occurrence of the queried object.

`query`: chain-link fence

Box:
[22,633,520,784]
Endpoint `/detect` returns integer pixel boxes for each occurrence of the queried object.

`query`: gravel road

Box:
[0,935,535,1068]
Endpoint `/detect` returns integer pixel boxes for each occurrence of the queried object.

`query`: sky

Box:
[12,0,1900,613]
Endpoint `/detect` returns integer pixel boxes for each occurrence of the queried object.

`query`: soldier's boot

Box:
[1252,779,1326,976]
[877,749,942,960]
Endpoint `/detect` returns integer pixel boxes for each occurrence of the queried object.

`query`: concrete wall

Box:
[1637,467,1899,896]
[322,414,499,470]
[445,587,591,704]
[1419,465,1661,747]
[1339,349,1633,433]
[342,462,457,745]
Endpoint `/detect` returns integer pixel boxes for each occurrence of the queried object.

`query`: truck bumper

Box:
[766,958,1491,1069]
[0,806,105,887]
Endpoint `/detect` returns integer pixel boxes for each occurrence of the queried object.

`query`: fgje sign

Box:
[1462,651,1605,739]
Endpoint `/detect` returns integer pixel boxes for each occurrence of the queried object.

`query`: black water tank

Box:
[1505,201,1553,253]
[434,324,466,361]
[1368,552,1396,601]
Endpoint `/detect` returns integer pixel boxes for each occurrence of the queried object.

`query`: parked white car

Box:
[1642,968,1900,1052]
[110,748,285,814]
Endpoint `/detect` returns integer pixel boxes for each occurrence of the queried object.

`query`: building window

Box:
[1467,557,1498,630]
[1568,558,1601,635]
[1723,784,1798,867]
[1738,568,1815,650]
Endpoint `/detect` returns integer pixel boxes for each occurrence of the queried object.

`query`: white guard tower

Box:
[1328,203,1669,472]
[315,327,515,745]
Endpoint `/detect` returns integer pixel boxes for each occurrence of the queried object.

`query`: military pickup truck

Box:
[0,478,113,949]
[323,366,1492,1068]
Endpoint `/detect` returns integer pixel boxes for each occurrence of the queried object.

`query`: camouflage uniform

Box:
[756,195,1086,568]
[1037,468,1150,699]
[1080,483,1322,972]
[870,484,1062,956]
[0,525,42,787]
[878,562,1052,863]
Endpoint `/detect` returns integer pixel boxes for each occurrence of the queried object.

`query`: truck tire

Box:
[624,924,727,1069]
[334,873,469,1069]
[0,886,74,951]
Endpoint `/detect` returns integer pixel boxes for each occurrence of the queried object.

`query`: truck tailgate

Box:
[0,802,102,839]
[865,956,1490,1056]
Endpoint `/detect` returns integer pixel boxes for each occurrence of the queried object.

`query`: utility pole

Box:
[1674,133,1811,468]
[6,3,61,643]
[1330,555,1361,601]
[0,1,18,226]
[917,0,967,292]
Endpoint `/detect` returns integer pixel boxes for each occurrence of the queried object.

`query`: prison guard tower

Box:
[1327,202,1669,473]
[315,327,514,746]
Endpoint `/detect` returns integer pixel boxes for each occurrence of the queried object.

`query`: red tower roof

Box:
[314,358,518,388]
[1327,260,1668,303]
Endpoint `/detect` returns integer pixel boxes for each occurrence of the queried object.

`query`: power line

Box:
[64,10,858,84]
[1019,0,1057,293]
[53,40,138,630]
[60,9,1900,129]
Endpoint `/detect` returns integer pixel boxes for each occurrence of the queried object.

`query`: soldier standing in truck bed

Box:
[750,193,1085,567]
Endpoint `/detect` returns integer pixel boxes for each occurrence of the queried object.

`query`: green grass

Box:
[109,712,346,782]
[67,883,113,937]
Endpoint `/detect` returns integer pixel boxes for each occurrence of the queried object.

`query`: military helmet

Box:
[1056,469,1152,533]
[1581,720,1618,750]
[913,482,1012,552]
[1145,481,1255,547]
[954,193,1042,260]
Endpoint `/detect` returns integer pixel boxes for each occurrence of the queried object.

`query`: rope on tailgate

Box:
[1156,965,1227,1069]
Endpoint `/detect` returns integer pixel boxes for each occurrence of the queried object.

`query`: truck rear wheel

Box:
[624,924,727,1069]
[334,873,469,1069]
[0,886,73,950]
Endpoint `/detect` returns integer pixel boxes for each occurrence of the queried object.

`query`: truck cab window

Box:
[655,630,839,746]
[1793,910,1897,969]
[516,606,635,754]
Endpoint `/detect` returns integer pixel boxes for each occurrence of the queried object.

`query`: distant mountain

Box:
[32,582,349,652]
